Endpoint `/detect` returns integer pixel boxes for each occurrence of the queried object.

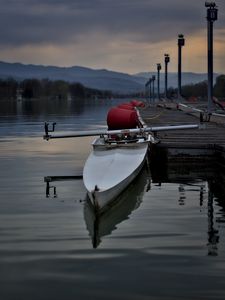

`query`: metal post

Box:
[157,63,161,100]
[178,34,185,99]
[165,58,167,98]
[152,75,156,103]
[205,2,218,114]
[145,82,148,101]
[164,54,170,99]
[149,78,152,103]
[208,20,213,113]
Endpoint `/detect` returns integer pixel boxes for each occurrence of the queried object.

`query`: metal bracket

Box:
[46,180,57,198]
[44,175,83,198]
[200,112,211,123]
[44,122,56,139]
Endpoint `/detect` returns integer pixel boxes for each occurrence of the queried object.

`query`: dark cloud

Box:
[0,0,224,47]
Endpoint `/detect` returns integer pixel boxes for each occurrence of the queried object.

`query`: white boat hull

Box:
[83,137,150,211]
[84,168,149,248]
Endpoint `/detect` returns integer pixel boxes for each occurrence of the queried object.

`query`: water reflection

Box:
[178,182,206,207]
[177,181,219,255]
[0,97,121,118]
[207,189,219,256]
[84,168,150,248]
[151,160,225,257]
[0,98,74,116]
[42,159,225,253]
[0,98,126,137]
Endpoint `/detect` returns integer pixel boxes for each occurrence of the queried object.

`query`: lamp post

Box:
[152,75,156,103]
[145,82,148,101]
[205,2,218,114]
[157,63,161,100]
[164,54,170,99]
[178,34,185,99]
[149,78,152,103]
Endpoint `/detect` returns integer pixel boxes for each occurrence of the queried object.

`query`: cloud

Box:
[0,0,224,73]
[1,0,222,46]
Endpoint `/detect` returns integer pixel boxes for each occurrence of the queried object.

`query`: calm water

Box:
[0,98,225,300]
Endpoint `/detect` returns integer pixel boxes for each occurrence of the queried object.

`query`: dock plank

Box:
[141,103,225,161]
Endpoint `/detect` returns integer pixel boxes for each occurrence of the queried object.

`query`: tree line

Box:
[162,75,225,99]
[181,75,225,99]
[1,75,224,101]
[0,78,113,100]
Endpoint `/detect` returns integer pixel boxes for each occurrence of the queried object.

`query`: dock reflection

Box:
[151,159,225,256]
[84,168,150,248]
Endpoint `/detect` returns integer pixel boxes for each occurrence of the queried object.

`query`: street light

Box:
[164,54,170,99]
[178,34,185,99]
[145,79,151,103]
[152,75,156,103]
[149,78,152,103]
[145,81,148,100]
[205,2,218,114]
[157,63,161,100]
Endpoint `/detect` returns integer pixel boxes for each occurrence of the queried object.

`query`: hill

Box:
[135,72,219,91]
[0,61,220,94]
[0,61,144,94]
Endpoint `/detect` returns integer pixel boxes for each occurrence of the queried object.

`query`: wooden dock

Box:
[141,102,225,163]
[140,102,225,185]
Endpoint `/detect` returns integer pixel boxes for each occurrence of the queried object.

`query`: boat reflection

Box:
[84,167,150,248]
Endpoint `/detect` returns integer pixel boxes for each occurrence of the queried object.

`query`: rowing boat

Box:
[83,130,153,211]
[84,167,149,248]
[43,100,199,212]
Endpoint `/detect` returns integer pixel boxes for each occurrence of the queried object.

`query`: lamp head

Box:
[205,2,216,8]
[164,54,170,63]
[157,63,161,71]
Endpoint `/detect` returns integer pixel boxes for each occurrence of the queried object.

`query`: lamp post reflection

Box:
[207,187,219,256]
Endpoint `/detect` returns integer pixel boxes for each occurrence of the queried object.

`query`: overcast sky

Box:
[0,0,224,74]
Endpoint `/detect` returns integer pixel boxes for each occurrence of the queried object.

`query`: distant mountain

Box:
[0,61,221,94]
[134,72,219,90]
[0,61,144,94]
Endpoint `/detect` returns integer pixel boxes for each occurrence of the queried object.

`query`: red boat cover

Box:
[130,100,145,107]
[107,107,139,130]
[117,103,135,110]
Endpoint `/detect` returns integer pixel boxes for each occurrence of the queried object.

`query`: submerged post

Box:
[164,54,170,99]
[178,34,185,99]
[205,2,218,114]
[157,63,161,100]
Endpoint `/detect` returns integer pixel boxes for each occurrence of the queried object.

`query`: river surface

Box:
[0,98,225,300]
